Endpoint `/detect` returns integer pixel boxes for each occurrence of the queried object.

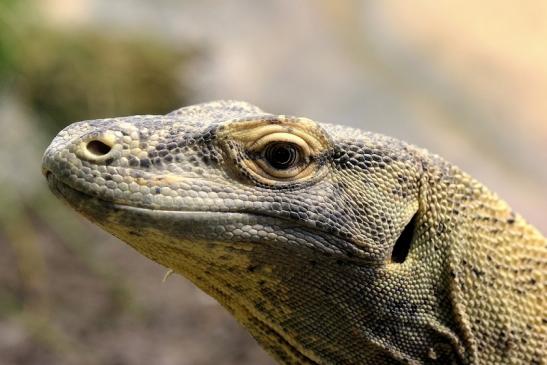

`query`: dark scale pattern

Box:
[42,100,546,365]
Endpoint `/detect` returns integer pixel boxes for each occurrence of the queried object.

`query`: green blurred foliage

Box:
[17,30,195,135]
[0,0,195,136]
[0,0,22,82]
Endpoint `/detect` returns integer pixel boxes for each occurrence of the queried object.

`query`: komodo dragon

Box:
[42,100,546,364]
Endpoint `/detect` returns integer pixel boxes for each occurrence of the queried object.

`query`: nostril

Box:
[86,140,112,156]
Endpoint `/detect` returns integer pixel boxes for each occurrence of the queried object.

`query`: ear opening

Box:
[390,211,418,263]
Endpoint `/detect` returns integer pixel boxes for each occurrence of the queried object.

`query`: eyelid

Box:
[249,132,311,156]
[243,158,316,181]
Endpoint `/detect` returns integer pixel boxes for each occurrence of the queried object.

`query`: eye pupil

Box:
[265,143,298,169]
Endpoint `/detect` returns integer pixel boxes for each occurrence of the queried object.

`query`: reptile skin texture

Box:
[42,101,546,364]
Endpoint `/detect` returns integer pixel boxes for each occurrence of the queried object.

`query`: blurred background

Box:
[0,1,546,364]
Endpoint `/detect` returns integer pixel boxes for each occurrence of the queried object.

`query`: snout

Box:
[42,119,125,179]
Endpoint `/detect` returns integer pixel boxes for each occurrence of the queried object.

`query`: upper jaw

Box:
[44,170,294,249]
[44,168,276,224]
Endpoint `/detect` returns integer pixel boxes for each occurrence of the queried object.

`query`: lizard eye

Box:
[221,118,330,185]
[264,142,301,170]
[250,132,312,180]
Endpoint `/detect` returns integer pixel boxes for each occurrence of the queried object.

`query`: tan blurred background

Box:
[0,1,545,364]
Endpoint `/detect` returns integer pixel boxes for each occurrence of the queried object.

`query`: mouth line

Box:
[45,170,290,220]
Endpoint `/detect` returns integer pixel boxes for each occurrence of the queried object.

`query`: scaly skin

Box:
[42,101,546,364]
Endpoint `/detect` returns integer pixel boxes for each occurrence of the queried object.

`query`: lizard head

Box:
[43,100,427,363]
